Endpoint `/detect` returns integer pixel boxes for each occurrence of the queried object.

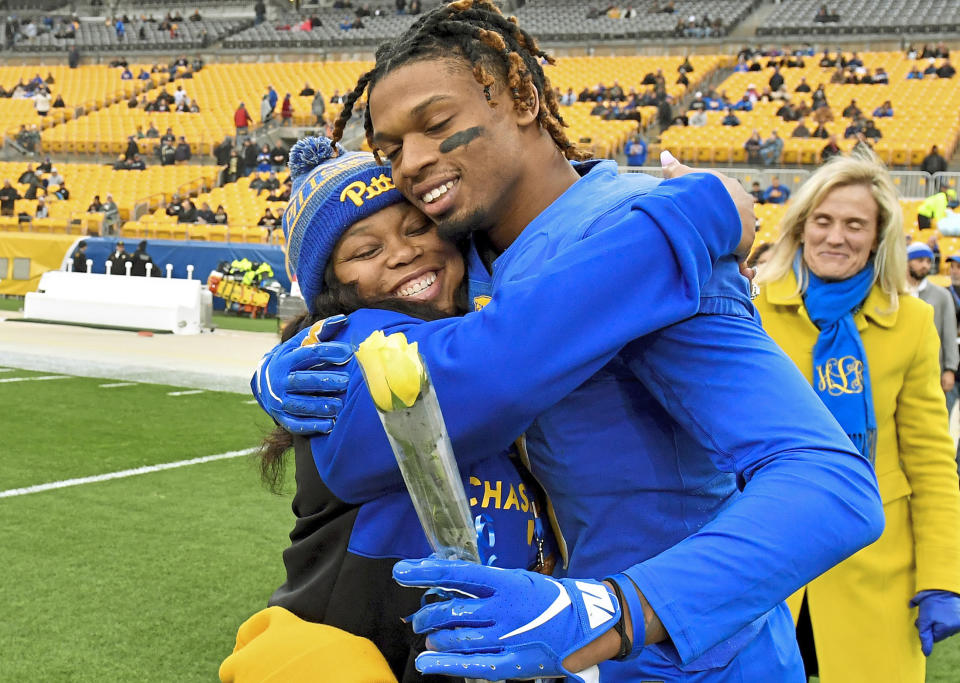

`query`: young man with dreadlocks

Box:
[253,1,884,680]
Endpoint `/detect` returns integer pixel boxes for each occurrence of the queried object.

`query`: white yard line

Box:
[0,368,15,373]
[0,375,67,384]
[99,382,137,388]
[0,448,258,499]
[167,389,205,397]
[243,399,259,404]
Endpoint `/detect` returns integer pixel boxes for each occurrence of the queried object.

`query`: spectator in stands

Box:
[120,66,133,80]
[330,89,343,104]
[792,118,811,138]
[907,65,924,80]
[624,136,647,166]
[769,66,785,93]
[37,157,52,174]
[722,108,740,126]
[260,93,273,126]
[263,172,281,195]
[873,67,889,85]
[159,139,176,166]
[764,177,790,204]
[108,241,128,275]
[921,145,948,176]
[559,88,575,106]
[311,90,326,124]
[255,0,266,24]
[676,70,689,87]
[938,60,956,79]
[47,168,64,188]
[165,194,181,218]
[188,100,200,114]
[794,77,811,93]
[258,207,279,229]
[608,80,624,102]
[178,198,198,224]
[841,99,861,118]
[52,94,65,109]
[808,120,829,139]
[174,137,191,164]
[924,58,939,76]
[814,5,839,23]
[197,202,216,224]
[35,197,48,219]
[739,131,761,165]
[102,194,119,235]
[256,145,272,174]
[234,102,252,138]
[142,122,158,138]
[125,135,139,161]
[732,94,753,111]
[34,88,51,117]
[872,101,893,118]
[759,130,784,166]
[281,94,294,126]
[689,109,707,128]
[115,17,125,40]
[776,101,799,122]
[918,189,960,230]
[88,195,103,212]
[226,151,241,182]
[843,116,865,139]
[270,143,288,170]
[72,240,88,273]
[590,100,608,117]
[214,205,228,224]
[748,181,766,205]
[156,98,170,113]
[862,119,882,142]
[242,140,258,176]
[18,164,37,187]
[161,127,175,144]
[214,136,233,167]
[128,154,146,171]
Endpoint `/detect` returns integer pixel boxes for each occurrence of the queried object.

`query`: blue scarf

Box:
[799,254,878,463]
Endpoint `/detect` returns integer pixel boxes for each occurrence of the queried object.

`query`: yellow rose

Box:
[355,330,426,411]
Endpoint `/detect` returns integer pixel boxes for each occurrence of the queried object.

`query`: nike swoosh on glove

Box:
[910,590,960,656]
[250,314,352,434]
[394,558,620,683]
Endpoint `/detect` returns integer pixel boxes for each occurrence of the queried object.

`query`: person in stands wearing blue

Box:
[764,176,791,204]
[624,135,647,166]
[253,2,883,681]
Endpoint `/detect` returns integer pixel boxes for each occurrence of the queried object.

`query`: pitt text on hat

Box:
[340,173,396,207]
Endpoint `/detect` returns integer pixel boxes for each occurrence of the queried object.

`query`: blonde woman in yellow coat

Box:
[754,152,960,682]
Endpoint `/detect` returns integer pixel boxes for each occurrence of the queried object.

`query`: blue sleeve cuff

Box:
[607,572,648,662]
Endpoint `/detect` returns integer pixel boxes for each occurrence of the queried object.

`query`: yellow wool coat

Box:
[755,272,960,683]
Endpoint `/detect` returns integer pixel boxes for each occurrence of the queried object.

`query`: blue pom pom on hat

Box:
[282,136,403,312]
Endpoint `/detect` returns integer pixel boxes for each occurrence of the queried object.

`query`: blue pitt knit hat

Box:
[282,137,403,312]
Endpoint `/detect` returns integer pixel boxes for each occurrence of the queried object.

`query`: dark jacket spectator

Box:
[17,166,38,186]
[768,68,784,92]
[72,241,88,273]
[242,141,259,174]
[0,180,21,216]
[129,241,158,276]
[791,120,811,138]
[108,243,129,275]
[177,199,198,223]
[160,142,176,166]
[124,136,139,160]
[214,137,233,166]
[213,205,228,224]
[197,203,216,223]
[938,60,956,78]
[921,146,948,175]
[174,138,191,162]
[821,136,842,163]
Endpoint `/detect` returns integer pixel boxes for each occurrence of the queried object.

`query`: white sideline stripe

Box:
[167,389,205,396]
[0,448,258,499]
[99,382,137,388]
[243,399,259,404]
[0,375,67,384]
[0,368,15,373]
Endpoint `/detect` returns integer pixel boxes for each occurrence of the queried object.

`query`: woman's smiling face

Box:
[331,202,465,315]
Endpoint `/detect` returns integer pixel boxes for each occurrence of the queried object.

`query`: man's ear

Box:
[516,85,539,127]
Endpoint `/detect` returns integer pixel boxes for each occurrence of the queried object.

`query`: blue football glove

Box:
[250,314,352,435]
[394,558,621,682]
[910,590,960,656]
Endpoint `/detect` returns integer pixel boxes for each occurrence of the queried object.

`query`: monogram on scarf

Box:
[816,356,865,396]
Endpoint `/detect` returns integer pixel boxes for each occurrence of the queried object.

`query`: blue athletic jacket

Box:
[299,164,885,680]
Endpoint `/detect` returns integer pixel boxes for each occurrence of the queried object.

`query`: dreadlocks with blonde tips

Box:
[331,0,590,163]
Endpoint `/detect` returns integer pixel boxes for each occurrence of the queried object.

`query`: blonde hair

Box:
[758,149,906,307]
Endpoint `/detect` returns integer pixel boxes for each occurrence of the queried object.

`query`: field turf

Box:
[0,368,292,682]
[3,365,960,681]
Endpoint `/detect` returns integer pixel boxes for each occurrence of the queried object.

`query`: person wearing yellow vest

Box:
[917,188,959,230]
[755,152,960,681]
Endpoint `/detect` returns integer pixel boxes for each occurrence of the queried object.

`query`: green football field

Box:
[2,365,960,681]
